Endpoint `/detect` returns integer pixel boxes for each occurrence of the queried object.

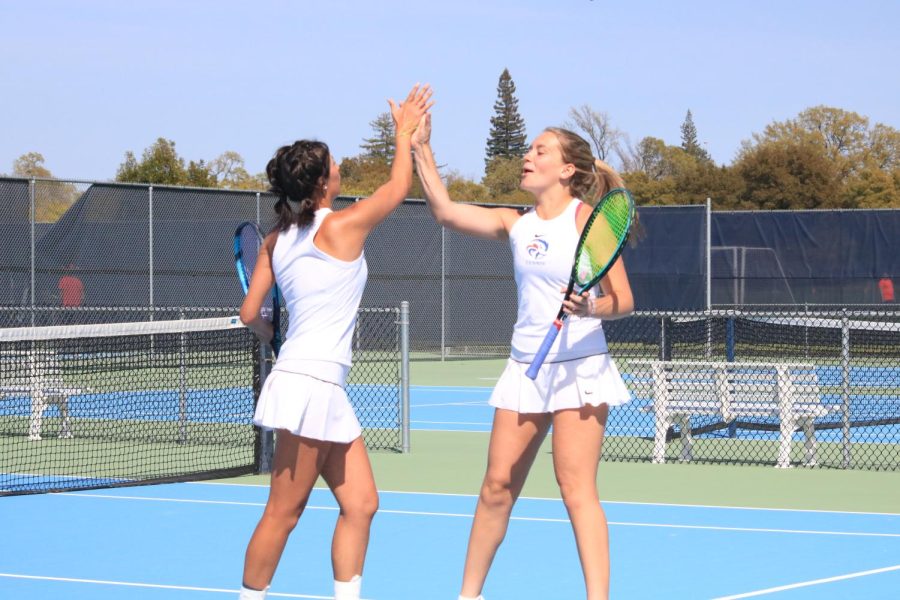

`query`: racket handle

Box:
[526,320,563,380]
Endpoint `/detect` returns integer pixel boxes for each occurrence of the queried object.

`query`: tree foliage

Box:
[117,138,214,186]
[680,110,711,162]
[361,112,396,162]
[565,105,620,162]
[485,68,528,168]
[13,152,53,178]
[745,106,900,180]
[735,139,841,209]
[209,151,266,190]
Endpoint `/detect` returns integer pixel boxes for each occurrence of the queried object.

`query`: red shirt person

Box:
[879,276,895,303]
[58,265,84,307]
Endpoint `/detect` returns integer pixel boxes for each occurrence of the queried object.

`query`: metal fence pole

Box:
[841,314,852,468]
[400,301,411,453]
[706,197,712,310]
[256,192,261,224]
[440,227,446,360]
[29,178,35,326]
[148,186,154,307]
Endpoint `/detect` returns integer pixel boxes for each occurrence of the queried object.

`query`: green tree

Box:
[622,137,696,181]
[749,106,873,179]
[445,171,490,203]
[116,138,215,187]
[338,155,391,197]
[842,166,900,208]
[117,138,186,185]
[361,112,396,162]
[185,160,217,187]
[866,123,900,171]
[483,156,531,204]
[485,68,528,168]
[735,139,841,209]
[680,110,711,162]
[13,152,53,178]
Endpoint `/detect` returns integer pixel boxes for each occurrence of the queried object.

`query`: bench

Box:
[635,360,840,468]
[0,348,82,441]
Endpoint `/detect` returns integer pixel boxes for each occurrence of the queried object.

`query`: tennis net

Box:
[0,316,261,495]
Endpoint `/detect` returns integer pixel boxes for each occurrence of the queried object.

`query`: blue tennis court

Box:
[1,481,898,599]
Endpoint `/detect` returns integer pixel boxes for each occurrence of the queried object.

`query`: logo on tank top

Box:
[525,234,549,263]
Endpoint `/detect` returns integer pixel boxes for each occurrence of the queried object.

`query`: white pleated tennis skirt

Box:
[489,353,631,414]
[253,371,362,443]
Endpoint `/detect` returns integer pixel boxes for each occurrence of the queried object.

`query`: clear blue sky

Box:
[2,0,898,183]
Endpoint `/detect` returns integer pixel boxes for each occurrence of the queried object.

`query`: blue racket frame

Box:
[233,221,282,355]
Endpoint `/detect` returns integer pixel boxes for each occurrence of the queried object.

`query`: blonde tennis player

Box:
[412,114,633,600]
[238,84,432,600]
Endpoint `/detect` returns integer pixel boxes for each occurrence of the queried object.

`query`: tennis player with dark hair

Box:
[412,115,633,600]
[237,83,432,600]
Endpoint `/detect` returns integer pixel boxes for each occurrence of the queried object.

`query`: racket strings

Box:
[575,190,632,287]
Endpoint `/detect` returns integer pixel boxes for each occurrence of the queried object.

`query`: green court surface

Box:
[221,357,900,515]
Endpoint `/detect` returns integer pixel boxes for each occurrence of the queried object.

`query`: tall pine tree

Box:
[485,68,528,168]
[361,112,396,162]
[680,110,711,162]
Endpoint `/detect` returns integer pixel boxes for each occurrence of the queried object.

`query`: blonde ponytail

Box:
[593,159,625,200]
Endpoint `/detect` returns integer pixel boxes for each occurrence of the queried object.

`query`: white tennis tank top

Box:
[271,208,368,385]
[509,198,608,363]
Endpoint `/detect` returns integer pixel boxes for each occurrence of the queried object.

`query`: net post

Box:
[726,312,737,437]
[440,227,446,361]
[840,313,852,469]
[178,309,187,444]
[400,301,411,453]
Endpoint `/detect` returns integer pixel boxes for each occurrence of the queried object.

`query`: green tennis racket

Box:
[526,188,635,379]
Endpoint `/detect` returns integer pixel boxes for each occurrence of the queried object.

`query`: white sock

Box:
[238,584,268,599]
[334,574,362,600]
[458,596,484,600]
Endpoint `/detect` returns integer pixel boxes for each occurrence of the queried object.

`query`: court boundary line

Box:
[195,482,900,517]
[0,572,352,599]
[711,563,900,599]
[54,493,900,538]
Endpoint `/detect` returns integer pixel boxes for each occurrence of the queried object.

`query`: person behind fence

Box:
[237,83,432,600]
[58,263,83,307]
[878,273,895,303]
[411,113,633,600]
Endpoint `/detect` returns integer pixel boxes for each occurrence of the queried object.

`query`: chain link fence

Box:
[1,177,897,470]
[604,310,899,470]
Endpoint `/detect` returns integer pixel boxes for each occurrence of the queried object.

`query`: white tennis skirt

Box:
[253,371,362,443]
[489,354,631,414]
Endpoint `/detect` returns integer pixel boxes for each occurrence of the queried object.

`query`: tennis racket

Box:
[234,221,282,355]
[525,188,635,380]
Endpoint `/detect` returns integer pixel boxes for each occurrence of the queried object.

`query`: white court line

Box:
[411,420,492,426]
[0,573,345,598]
[410,385,493,392]
[411,401,486,408]
[711,563,900,599]
[194,482,900,517]
[55,493,900,538]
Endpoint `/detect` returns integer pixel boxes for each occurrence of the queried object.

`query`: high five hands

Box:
[388,84,434,140]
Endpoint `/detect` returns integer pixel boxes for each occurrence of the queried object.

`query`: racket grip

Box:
[526,320,562,380]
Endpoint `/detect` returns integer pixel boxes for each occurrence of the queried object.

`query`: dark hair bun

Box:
[266,141,331,230]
